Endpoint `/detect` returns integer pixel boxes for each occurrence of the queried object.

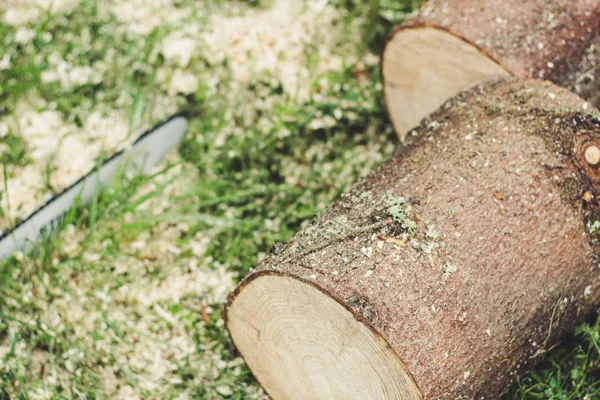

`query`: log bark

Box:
[225,78,600,399]
[382,0,600,140]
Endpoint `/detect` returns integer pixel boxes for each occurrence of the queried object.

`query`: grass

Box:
[0,0,599,399]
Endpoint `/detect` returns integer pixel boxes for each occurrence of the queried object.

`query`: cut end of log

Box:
[225,272,422,400]
[382,26,510,140]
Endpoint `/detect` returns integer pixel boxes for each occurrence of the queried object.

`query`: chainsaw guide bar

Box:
[0,113,189,261]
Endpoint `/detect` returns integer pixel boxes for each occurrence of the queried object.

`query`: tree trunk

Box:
[224,78,600,399]
[382,0,600,140]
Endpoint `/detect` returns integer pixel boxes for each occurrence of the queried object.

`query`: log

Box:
[382,0,600,140]
[224,78,600,399]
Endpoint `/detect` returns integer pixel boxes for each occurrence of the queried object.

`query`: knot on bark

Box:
[346,294,386,332]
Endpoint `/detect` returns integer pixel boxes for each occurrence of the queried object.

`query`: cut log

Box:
[382,0,600,140]
[224,78,600,399]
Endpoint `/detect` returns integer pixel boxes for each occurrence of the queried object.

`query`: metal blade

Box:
[0,113,189,261]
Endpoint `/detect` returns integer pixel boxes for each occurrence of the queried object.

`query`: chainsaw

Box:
[0,113,189,261]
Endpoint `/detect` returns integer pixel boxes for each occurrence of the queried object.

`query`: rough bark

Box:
[225,78,600,399]
[566,34,600,107]
[382,0,600,139]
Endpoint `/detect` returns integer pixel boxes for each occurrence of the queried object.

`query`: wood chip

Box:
[377,236,407,247]
[199,304,210,323]
[493,191,507,201]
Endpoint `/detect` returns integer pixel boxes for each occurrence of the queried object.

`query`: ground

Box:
[0,0,599,399]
